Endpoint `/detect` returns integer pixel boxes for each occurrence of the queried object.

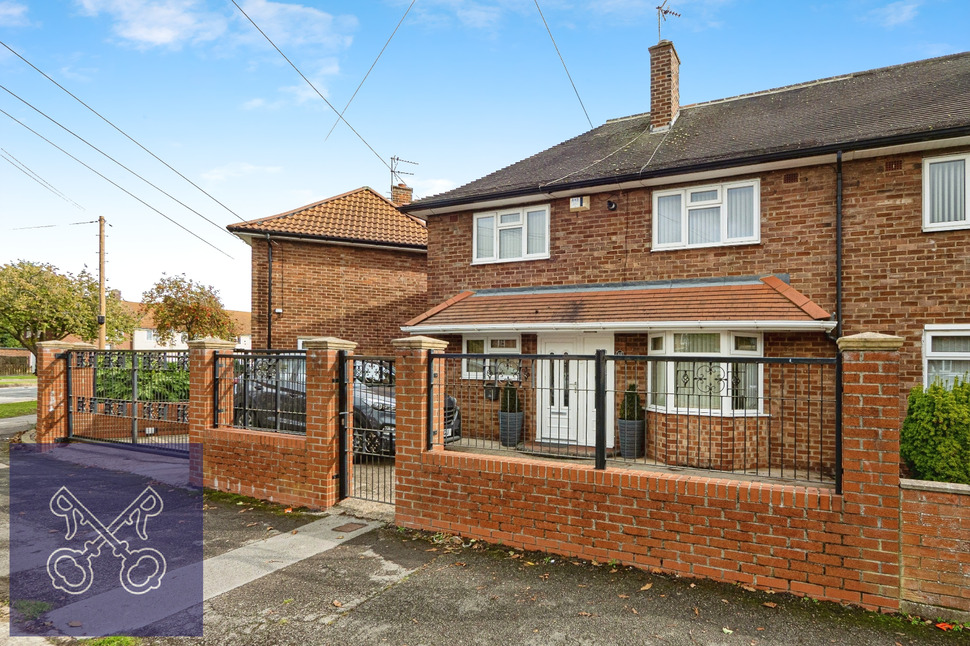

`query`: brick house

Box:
[111,302,252,350]
[400,42,970,448]
[228,185,427,354]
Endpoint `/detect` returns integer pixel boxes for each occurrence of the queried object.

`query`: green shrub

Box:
[499,382,521,413]
[619,383,644,421]
[95,357,189,403]
[900,379,970,484]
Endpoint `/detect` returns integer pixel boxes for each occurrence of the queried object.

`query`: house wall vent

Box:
[783,172,799,184]
[885,159,903,172]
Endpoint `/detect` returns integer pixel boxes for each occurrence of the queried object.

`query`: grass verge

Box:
[0,400,36,419]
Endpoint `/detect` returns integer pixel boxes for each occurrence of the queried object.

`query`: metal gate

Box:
[339,354,395,504]
[64,349,190,455]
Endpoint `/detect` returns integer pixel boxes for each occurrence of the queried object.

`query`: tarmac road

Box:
[0,386,37,404]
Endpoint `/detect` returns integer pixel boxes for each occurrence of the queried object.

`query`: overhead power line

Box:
[0,83,236,240]
[11,219,97,231]
[0,107,234,259]
[324,0,416,142]
[231,0,392,173]
[1,148,85,210]
[534,1,594,130]
[0,39,246,222]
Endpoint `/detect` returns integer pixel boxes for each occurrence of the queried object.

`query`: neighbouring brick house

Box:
[400,41,970,449]
[112,302,252,350]
[228,185,427,354]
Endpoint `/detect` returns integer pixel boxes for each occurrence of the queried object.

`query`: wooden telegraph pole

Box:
[98,215,106,349]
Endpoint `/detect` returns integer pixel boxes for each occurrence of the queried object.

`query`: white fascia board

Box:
[230,232,426,254]
[402,320,838,335]
[406,135,970,218]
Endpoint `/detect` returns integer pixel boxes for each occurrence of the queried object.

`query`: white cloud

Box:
[869,1,920,28]
[413,178,457,199]
[75,0,227,48]
[232,0,356,49]
[0,1,28,27]
[202,162,283,182]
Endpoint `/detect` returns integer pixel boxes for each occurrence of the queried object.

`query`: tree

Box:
[141,274,237,344]
[0,260,136,358]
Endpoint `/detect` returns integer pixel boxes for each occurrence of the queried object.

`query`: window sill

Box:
[922,222,970,233]
[471,254,551,266]
[645,406,769,418]
[650,240,761,253]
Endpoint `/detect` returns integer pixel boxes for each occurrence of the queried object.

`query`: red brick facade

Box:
[249,238,427,354]
[425,146,970,410]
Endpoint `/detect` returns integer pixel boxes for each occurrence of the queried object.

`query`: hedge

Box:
[900,379,970,485]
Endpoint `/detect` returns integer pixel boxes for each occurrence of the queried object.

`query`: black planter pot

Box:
[499,411,524,447]
[618,419,645,458]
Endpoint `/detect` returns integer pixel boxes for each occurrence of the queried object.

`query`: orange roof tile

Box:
[405,277,832,332]
[227,187,427,249]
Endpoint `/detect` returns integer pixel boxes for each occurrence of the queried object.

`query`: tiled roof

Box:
[123,301,252,335]
[405,51,970,211]
[404,277,831,332]
[228,187,427,249]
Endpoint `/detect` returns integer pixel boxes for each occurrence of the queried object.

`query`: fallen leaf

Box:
[631,608,639,615]
[722,599,730,604]
[742,585,757,593]
[619,594,630,599]
[246,522,258,527]
[936,622,954,631]
[68,621,82,627]
[610,568,618,573]
[578,612,592,617]
[525,561,536,566]
[690,583,696,589]
[762,602,777,609]
[291,530,298,535]
[332,600,343,608]
[640,583,653,591]
[723,627,734,634]
[426,548,438,552]
[693,607,700,616]
[454,562,466,567]
[757,627,765,631]
[284,508,293,513]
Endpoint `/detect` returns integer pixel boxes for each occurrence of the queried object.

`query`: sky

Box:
[1,0,968,312]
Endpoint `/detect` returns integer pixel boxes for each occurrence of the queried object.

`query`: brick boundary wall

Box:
[900,479,970,622]
[186,337,355,509]
[392,332,923,615]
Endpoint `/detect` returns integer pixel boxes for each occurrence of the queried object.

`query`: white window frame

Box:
[922,153,970,232]
[462,335,522,380]
[472,204,550,264]
[647,330,763,415]
[652,179,761,250]
[923,325,970,387]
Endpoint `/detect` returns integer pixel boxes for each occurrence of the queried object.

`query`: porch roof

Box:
[402,276,835,334]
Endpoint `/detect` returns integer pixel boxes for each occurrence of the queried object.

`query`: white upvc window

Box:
[473,205,550,264]
[923,153,970,231]
[647,330,763,414]
[652,179,760,250]
[463,335,521,379]
[923,325,970,387]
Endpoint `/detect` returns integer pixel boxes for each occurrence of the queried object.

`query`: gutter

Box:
[402,320,838,335]
[230,230,426,253]
[402,126,970,215]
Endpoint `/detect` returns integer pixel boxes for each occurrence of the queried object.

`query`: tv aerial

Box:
[656,1,681,42]
[390,155,417,186]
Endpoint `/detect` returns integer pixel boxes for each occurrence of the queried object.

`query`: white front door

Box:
[537,333,614,447]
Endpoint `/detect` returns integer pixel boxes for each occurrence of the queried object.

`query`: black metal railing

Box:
[344,355,397,504]
[66,349,190,453]
[430,352,839,489]
[216,350,307,434]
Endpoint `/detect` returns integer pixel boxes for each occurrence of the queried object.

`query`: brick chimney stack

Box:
[648,40,680,131]
[391,183,413,206]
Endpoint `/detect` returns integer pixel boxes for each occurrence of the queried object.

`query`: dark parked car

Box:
[232,357,460,457]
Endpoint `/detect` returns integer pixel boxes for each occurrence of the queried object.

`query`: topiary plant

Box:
[499,381,521,413]
[619,383,644,421]
[900,379,970,484]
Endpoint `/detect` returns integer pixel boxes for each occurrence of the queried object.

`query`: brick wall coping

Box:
[301,337,357,351]
[900,478,970,494]
[36,341,89,350]
[837,331,904,351]
[392,335,448,351]
[186,338,237,350]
